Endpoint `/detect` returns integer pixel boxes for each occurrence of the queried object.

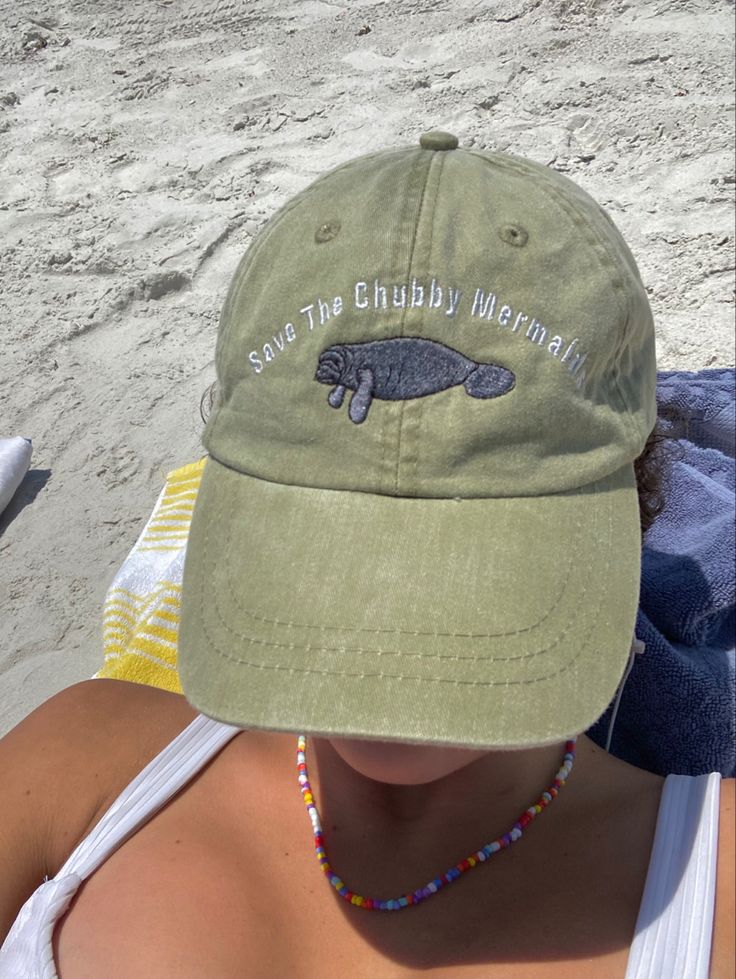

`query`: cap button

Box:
[419,130,459,151]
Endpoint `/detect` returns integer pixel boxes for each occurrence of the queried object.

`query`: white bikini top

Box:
[0,715,722,979]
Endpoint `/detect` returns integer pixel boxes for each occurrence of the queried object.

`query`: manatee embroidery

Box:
[315,337,515,424]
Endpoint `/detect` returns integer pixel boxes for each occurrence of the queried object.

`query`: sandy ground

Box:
[0,0,734,736]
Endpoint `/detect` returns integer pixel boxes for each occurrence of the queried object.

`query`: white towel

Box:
[0,437,32,517]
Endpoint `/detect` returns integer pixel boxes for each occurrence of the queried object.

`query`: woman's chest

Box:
[54,859,636,979]
[52,790,647,979]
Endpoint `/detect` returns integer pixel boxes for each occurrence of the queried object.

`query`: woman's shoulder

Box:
[5,678,198,825]
[4,677,197,771]
[0,679,196,944]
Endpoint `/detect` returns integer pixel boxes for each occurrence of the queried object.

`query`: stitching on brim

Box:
[216,474,586,639]
[195,478,613,682]
[195,480,611,685]
[199,604,591,686]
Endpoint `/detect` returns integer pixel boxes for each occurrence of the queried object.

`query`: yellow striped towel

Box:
[96,458,205,692]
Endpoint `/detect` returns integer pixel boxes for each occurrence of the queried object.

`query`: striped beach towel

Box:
[96,458,205,691]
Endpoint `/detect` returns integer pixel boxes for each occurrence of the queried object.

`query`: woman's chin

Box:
[327,737,488,785]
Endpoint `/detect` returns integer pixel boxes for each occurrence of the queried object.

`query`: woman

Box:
[1,131,733,978]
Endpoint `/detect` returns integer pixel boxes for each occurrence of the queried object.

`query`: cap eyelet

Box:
[499,224,529,247]
[315,220,341,243]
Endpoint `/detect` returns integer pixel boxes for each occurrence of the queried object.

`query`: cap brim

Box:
[179,458,641,748]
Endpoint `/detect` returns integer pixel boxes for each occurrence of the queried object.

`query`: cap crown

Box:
[207,141,656,498]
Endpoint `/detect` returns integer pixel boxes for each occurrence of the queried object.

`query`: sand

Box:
[0,0,734,736]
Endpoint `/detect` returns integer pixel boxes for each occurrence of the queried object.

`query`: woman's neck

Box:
[308,735,584,863]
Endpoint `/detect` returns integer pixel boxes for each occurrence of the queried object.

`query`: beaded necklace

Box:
[297,734,577,911]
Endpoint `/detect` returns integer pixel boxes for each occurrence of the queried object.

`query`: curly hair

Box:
[200,381,671,536]
[634,419,675,535]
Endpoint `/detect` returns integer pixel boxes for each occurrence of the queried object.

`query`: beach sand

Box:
[1,0,734,735]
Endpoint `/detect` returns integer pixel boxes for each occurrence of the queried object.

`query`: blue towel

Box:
[656,367,735,458]
[588,369,735,777]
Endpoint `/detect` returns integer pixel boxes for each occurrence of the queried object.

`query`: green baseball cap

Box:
[179,131,657,748]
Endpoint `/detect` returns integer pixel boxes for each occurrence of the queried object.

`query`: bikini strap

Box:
[626,772,721,979]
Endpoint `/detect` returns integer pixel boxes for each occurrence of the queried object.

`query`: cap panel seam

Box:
[214,195,305,407]
[390,155,424,494]
[394,150,441,494]
[412,151,447,491]
[466,150,638,442]
[216,148,410,412]
[535,176,639,444]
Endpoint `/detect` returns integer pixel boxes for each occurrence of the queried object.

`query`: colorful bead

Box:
[297,733,577,911]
